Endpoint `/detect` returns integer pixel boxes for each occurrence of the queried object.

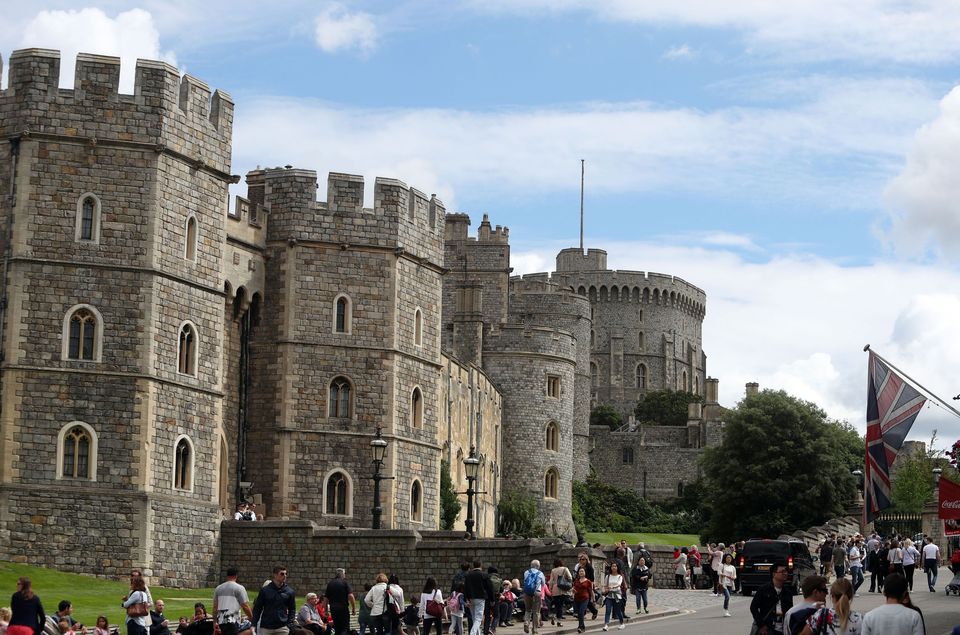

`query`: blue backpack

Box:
[523,569,541,595]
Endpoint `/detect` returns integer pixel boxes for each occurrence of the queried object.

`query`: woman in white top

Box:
[889,540,904,577]
[386,575,404,635]
[674,548,688,590]
[364,574,390,635]
[601,562,625,631]
[719,554,737,618]
[799,578,862,635]
[901,539,921,592]
[418,578,443,635]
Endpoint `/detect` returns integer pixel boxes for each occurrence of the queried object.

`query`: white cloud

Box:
[662,44,695,60]
[883,86,960,259]
[16,8,176,92]
[314,3,378,54]
[510,240,960,446]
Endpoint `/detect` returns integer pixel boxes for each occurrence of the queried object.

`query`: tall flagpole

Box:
[863,344,960,419]
[580,159,584,251]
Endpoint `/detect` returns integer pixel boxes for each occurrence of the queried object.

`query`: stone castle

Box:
[0,50,723,586]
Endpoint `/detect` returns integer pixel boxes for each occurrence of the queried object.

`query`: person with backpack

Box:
[446,584,464,635]
[628,558,650,615]
[521,560,546,635]
[482,567,502,635]
[548,558,572,627]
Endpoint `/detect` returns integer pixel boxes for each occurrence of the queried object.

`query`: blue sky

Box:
[5,1,960,446]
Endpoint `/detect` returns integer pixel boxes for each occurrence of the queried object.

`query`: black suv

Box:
[738,539,816,596]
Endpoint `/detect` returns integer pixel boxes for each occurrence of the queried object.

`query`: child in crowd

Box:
[0,607,11,635]
[402,596,421,635]
[93,617,109,635]
[446,583,464,635]
[58,620,74,635]
[358,584,372,635]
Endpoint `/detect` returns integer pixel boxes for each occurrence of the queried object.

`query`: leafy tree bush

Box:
[439,459,461,530]
[497,488,545,537]
[634,390,703,426]
[590,404,623,430]
[891,433,959,513]
[701,389,862,541]
[572,475,699,533]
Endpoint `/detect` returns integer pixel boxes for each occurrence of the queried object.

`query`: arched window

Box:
[411,480,423,522]
[590,330,596,348]
[414,308,423,347]
[638,331,644,350]
[694,376,700,395]
[57,422,98,481]
[411,387,423,428]
[75,193,101,243]
[184,215,198,262]
[681,370,688,391]
[636,364,647,389]
[62,304,102,361]
[324,470,351,516]
[545,421,559,451]
[177,322,198,376]
[333,295,352,334]
[590,362,598,388]
[329,376,352,418]
[544,468,559,499]
[677,481,685,497]
[174,436,194,491]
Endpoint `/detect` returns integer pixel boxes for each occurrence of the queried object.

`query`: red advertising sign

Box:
[945,519,960,537]
[939,477,960,520]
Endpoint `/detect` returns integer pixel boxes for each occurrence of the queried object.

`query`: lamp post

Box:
[370,426,388,530]
[463,446,480,539]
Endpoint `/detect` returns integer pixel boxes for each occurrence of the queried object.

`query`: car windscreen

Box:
[742,543,790,559]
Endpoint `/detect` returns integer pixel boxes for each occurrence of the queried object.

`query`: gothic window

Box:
[636,364,647,389]
[411,387,423,428]
[622,447,634,464]
[329,376,352,418]
[677,481,685,497]
[638,331,644,350]
[177,322,198,376]
[185,216,198,261]
[63,305,102,361]
[75,193,101,243]
[695,376,700,394]
[411,480,423,522]
[544,468,559,500]
[545,421,559,452]
[681,370,688,392]
[590,362,598,388]
[174,436,193,491]
[58,422,97,480]
[590,330,596,348]
[333,295,352,334]
[414,308,423,347]
[546,375,560,398]
[325,471,351,515]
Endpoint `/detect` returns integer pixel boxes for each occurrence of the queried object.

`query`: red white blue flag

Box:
[864,351,927,523]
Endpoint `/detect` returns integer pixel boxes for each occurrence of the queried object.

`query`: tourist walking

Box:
[386,576,404,635]
[521,561,545,635]
[600,562,625,631]
[419,578,444,635]
[861,573,923,635]
[364,574,391,635]
[548,559,572,627]
[902,540,921,592]
[8,578,44,635]
[799,578,862,635]
[464,561,492,635]
[848,538,864,595]
[889,540,905,578]
[213,567,253,635]
[571,569,592,634]
[253,567,296,635]
[719,553,737,618]
[123,577,150,635]
[921,537,940,592]
[324,568,357,635]
[572,554,597,621]
[673,547,688,589]
[628,558,650,615]
[749,562,793,635]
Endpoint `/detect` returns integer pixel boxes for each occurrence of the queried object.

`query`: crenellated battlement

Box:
[484,324,578,363]
[0,49,233,174]
[444,213,509,244]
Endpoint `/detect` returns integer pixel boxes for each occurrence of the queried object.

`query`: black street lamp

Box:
[463,446,480,539]
[371,426,389,530]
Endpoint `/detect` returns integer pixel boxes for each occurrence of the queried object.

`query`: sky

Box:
[4,1,960,448]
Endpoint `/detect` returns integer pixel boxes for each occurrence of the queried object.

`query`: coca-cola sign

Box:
[939,477,960,520]
[942,500,960,510]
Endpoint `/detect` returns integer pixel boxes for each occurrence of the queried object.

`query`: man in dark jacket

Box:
[464,560,494,635]
[749,563,793,635]
[252,567,296,635]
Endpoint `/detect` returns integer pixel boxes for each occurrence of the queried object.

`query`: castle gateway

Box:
[0,50,722,586]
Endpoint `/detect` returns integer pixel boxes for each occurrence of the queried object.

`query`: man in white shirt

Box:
[848,539,864,595]
[862,574,923,635]
[921,537,940,591]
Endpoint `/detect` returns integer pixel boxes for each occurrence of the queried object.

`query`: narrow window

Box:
[334,295,351,334]
[622,447,634,464]
[75,194,101,243]
[544,468,559,499]
[178,323,198,375]
[591,362,598,388]
[682,370,688,391]
[638,331,644,350]
[174,438,192,490]
[677,481,685,497]
[62,426,91,479]
[185,216,198,261]
[68,308,97,360]
[326,471,349,515]
[545,421,559,451]
[80,198,95,240]
[411,387,423,428]
[637,364,647,389]
[546,375,560,398]
[329,377,352,418]
[414,309,423,347]
[411,480,423,522]
[590,330,596,348]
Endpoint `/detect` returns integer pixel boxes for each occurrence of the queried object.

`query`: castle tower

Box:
[0,50,235,585]
[244,169,447,530]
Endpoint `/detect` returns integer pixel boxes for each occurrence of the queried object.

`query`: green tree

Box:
[701,389,862,540]
[439,459,461,530]
[590,404,623,430]
[891,433,960,513]
[497,489,545,537]
[634,390,703,426]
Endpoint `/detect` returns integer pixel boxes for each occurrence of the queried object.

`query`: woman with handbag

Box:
[548,558,572,627]
[419,578,444,635]
[123,578,150,635]
[601,563,625,632]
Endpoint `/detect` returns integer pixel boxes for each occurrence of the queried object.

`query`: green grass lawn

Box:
[0,562,219,630]
[583,532,701,547]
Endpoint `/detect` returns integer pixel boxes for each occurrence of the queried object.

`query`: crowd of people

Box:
[815,532,947,595]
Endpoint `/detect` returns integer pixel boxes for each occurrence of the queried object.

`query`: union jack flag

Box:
[864,351,927,524]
